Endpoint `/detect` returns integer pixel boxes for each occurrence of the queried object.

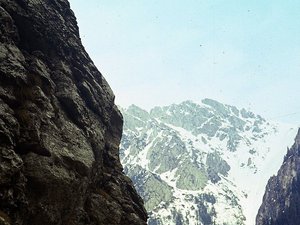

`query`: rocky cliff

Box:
[256,129,300,225]
[0,0,147,224]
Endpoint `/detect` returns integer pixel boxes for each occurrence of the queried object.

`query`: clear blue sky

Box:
[69,0,300,124]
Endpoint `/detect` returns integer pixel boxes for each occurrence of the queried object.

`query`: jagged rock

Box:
[120,102,296,225]
[256,129,300,225]
[0,0,147,224]
[206,152,230,183]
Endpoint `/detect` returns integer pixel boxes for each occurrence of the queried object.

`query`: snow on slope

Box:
[231,123,296,225]
[119,99,297,225]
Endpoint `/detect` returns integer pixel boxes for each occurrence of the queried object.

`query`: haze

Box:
[69,0,300,124]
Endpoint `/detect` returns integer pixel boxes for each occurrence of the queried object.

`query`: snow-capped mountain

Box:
[119,99,297,225]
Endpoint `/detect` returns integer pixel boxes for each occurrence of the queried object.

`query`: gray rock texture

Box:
[0,0,147,224]
[256,129,300,225]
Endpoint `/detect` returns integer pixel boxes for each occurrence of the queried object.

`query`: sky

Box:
[69,0,300,124]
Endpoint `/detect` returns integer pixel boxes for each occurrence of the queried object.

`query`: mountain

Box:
[120,99,297,225]
[256,129,300,225]
[0,1,146,225]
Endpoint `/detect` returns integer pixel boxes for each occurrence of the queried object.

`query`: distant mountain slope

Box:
[120,99,297,225]
[256,129,300,225]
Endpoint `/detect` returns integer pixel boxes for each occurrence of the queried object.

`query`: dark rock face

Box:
[256,129,300,225]
[0,0,147,224]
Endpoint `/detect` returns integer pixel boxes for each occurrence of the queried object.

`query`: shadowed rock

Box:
[0,0,147,224]
[256,129,300,225]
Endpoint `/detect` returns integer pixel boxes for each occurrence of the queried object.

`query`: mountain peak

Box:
[202,98,223,107]
[127,104,148,112]
[121,100,297,225]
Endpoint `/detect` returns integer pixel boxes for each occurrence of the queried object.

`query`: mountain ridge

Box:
[120,99,297,225]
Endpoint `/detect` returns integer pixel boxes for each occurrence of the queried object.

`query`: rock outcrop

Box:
[0,0,147,224]
[256,129,300,225]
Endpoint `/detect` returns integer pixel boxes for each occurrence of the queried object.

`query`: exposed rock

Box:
[175,161,207,190]
[121,101,297,225]
[256,129,300,225]
[206,152,230,183]
[125,165,173,211]
[0,0,147,224]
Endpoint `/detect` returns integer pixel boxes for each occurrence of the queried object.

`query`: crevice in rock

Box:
[15,142,51,157]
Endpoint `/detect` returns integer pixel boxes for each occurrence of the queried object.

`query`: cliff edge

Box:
[256,129,300,225]
[0,0,147,224]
